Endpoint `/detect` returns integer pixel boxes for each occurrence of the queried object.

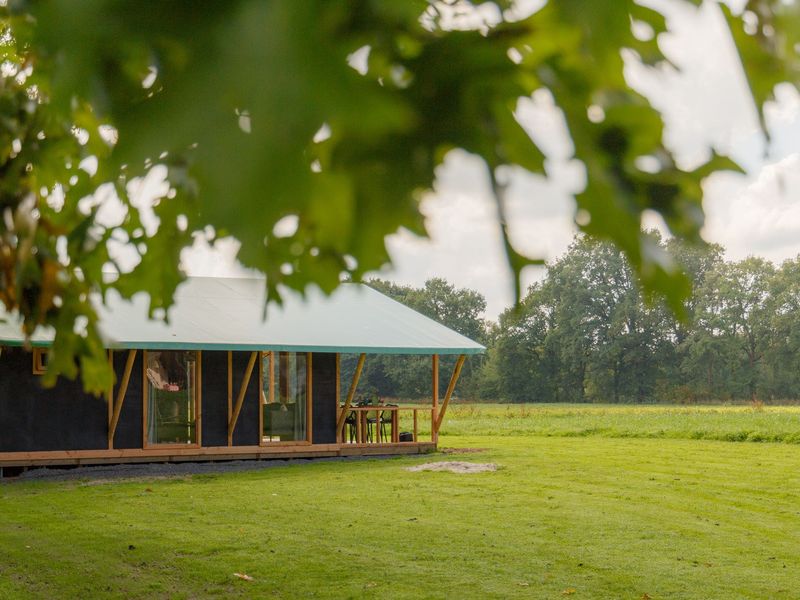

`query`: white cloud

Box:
[382,150,575,318]
[127,165,169,237]
[704,154,800,262]
[383,152,512,313]
[180,235,256,279]
[93,183,127,229]
[626,0,763,169]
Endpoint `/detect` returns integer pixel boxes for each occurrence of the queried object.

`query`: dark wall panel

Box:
[0,348,338,454]
[312,352,337,444]
[232,351,260,446]
[112,350,143,449]
[0,347,107,452]
[201,351,229,447]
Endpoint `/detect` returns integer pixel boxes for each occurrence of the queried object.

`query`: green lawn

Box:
[433,403,800,443]
[2,405,800,598]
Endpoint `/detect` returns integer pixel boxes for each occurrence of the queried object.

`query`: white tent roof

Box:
[0,278,485,355]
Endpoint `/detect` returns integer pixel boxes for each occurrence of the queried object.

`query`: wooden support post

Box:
[435,354,466,432]
[141,351,147,446]
[306,352,313,443]
[228,351,258,446]
[258,352,264,443]
[196,351,202,447]
[108,349,137,449]
[335,353,341,430]
[413,409,418,442]
[260,351,273,443]
[106,350,113,437]
[431,354,439,444]
[227,351,232,423]
[268,351,275,403]
[336,353,365,440]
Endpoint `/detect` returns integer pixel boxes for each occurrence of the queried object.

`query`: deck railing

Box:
[337,405,434,444]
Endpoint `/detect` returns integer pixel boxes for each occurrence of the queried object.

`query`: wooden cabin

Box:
[0,278,484,470]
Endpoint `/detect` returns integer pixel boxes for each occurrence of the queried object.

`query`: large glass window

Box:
[145,350,198,445]
[262,352,308,442]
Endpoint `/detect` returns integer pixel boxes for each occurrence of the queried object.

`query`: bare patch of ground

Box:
[405,461,498,473]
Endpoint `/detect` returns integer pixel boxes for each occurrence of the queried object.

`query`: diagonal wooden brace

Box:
[336,353,365,441]
[434,354,466,433]
[228,351,258,445]
[108,349,137,448]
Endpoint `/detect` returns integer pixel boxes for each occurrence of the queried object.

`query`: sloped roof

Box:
[0,278,485,355]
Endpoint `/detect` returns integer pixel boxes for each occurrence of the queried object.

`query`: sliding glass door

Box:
[262,352,309,443]
[144,350,199,445]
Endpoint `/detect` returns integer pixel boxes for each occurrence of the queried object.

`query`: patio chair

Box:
[366,404,398,443]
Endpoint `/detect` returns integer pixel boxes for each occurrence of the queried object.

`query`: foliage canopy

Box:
[0,0,798,391]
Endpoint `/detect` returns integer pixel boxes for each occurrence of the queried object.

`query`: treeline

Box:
[356,235,800,403]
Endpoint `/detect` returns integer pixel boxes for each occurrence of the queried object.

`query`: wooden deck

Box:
[0,442,437,468]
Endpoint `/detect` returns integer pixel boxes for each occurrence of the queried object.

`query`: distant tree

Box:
[693,258,775,400]
[548,236,672,402]
[490,284,560,402]
[405,278,487,343]
[657,238,725,400]
[473,321,503,400]
[665,238,725,345]
[490,234,733,403]
[764,258,800,399]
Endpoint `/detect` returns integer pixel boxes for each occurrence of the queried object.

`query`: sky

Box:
[178,1,800,320]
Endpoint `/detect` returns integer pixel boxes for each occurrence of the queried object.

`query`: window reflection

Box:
[262,352,307,442]
[146,350,197,445]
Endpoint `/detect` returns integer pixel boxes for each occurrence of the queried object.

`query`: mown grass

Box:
[2,406,800,598]
[415,403,800,443]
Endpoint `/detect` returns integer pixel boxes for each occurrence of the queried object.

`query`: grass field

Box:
[433,403,800,443]
[2,405,800,599]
